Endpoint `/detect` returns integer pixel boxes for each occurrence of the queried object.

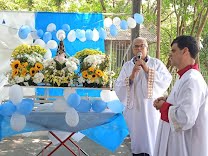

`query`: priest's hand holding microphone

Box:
[129,52,149,82]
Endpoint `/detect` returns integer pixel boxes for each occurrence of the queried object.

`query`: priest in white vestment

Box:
[153,35,208,156]
[114,37,172,156]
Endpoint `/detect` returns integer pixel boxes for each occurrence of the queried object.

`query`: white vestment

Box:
[114,56,172,155]
[154,69,208,156]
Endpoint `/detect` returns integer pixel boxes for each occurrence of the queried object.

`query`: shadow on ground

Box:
[0,131,131,156]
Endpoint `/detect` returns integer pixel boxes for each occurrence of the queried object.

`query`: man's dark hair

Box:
[171,35,199,59]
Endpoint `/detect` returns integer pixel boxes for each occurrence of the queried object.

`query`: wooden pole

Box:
[156,0,161,59]
[131,0,142,58]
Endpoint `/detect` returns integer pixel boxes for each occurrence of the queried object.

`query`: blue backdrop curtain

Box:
[35,12,105,97]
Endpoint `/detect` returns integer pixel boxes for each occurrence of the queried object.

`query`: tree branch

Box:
[161,11,174,22]
[99,0,106,12]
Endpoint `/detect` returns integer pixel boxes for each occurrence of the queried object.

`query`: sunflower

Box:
[95,69,104,77]
[87,74,92,80]
[88,67,95,72]
[12,69,19,78]
[35,62,43,71]
[90,74,97,82]
[29,67,37,76]
[21,68,27,77]
[22,62,28,68]
[11,60,21,70]
[82,70,88,79]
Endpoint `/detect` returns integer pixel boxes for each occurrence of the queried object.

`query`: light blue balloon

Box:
[16,98,34,115]
[75,99,91,112]
[18,25,31,39]
[134,13,144,24]
[62,24,70,32]
[76,29,85,39]
[43,32,52,43]
[51,30,58,40]
[107,100,124,113]
[92,100,107,113]
[67,93,81,108]
[37,29,44,38]
[0,101,16,116]
[120,20,128,30]
[98,28,106,39]
[110,24,118,36]
[85,29,93,40]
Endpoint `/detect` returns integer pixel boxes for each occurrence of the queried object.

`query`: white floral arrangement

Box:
[8,44,46,86]
[43,56,80,87]
[78,54,115,87]
[83,54,106,67]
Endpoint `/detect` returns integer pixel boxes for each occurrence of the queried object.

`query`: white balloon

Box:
[9,84,23,105]
[65,108,79,127]
[79,37,86,42]
[67,30,76,42]
[113,17,121,26]
[63,88,76,101]
[10,113,26,131]
[53,98,69,112]
[127,17,137,29]
[100,90,119,102]
[92,29,99,41]
[56,30,66,41]
[104,17,112,28]
[46,40,58,49]
[44,48,52,59]
[33,39,45,48]
[100,90,111,102]
[47,23,56,32]
[109,91,119,101]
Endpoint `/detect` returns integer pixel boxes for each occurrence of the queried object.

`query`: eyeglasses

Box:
[133,44,147,49]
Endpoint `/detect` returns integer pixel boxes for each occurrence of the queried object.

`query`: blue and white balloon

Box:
[110,24,118,36]
[47,23,56,32]
[75,99,91,112]
[16,98,34,115]
[92,100,107,113]
[9,84,23,105]
[43,32,52,43]
[10,113,26,131]
[107,100,124,113]
[62,24,70,32]
[65,107,79,127]
[67,93,81,108]
[134,13,144,24]
[120,20,128,30]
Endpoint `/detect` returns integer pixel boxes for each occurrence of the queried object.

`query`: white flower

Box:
[14,76,24,83]
[25,74,31,81]
[68,57,80,65]
[70,78,73,85]
[23,82,29,86]
[78,77,85,83]
[33,73,44,84]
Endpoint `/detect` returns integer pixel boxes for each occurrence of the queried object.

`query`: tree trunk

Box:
[131,0,141,58]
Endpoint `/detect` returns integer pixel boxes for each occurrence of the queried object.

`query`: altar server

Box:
[153,35,208,156]
[114,37,172,156]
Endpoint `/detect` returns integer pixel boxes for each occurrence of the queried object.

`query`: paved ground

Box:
[0,131,132,156]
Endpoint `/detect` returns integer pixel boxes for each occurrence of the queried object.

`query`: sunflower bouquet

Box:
[8,44,46,86]
[76,52,114,88]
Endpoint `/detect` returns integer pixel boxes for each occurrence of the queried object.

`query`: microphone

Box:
[137,52,142,59]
